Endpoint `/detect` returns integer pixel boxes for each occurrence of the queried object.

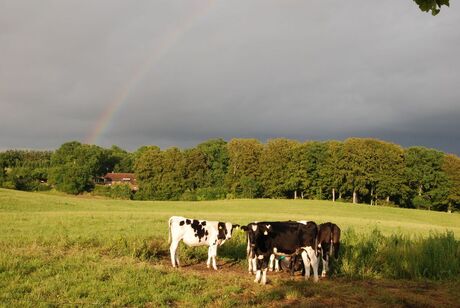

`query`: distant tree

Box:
[373,142,407,206]
[134,146,162,200]
[285,143,310,199]
[302,142,329,200]
[105,145,134,173]
[404,147,450,210]
[340,138,370,204]
[197,139,229,188]
[442,154,460,212]
[134,147,186,200]
[156,148,186,200]
[49,141,107,194]
[320,141,345,202]
[226,138,263,198]
[0,155,5,186]
[6,166,49,191]
[260,138,299,198]
[183,148,207,191]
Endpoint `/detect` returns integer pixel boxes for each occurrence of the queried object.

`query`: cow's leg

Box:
[269,254,275,271]
[211,245,218,270]
[261,268,268,285]
[301,250,311,280]
[306,246,319,282]
[322,254,328,277]
[254,256,263,283]
[247,240,252,273]
[207,246,212,269]
[170,240,180,268]
[248,248,254,274]
[248,256,253,273]
[274,258,280,272]
[252,257,257,275]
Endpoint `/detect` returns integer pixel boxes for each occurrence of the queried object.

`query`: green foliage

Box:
[197,139,229,188]
[338,228,460,280]
[6,167,50,191]
[1,137,459,211]
[105,145,134,173]
[413,0,449,16]
[225,139,263,197]
[404,147,450,209]
[92,185,111,197]
[260,139,299,198]
[443,154,460,212]
[135,146,186,200]
[109,184,133,200]
[49,141,108,194]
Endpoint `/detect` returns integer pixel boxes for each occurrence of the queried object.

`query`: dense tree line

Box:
[1,138,459,212]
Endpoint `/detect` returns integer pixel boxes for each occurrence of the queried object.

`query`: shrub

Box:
[92,185,111,197]
[180,191,198,201]
[110,184,133,200]
[195,187,227,200]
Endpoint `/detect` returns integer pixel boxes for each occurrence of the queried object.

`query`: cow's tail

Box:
[168,217,173,244]
[329,225,334,257]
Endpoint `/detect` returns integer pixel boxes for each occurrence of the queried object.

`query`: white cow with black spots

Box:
[168,216,238,270]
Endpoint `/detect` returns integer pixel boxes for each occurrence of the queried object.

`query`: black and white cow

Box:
[168,216,238,270]
[242,221,319,284]
[317,222,341,277]
[269,220,312,272]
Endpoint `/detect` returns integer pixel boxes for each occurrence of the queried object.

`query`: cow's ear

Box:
[241,225,248,232]
[233,224,240,229]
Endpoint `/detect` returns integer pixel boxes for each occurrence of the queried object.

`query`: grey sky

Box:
[1,0,459,154]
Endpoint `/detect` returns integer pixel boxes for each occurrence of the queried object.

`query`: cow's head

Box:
[217,222,238,244]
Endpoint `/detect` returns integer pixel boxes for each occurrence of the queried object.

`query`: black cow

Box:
[317,222,341,277]
[242,221,319,284]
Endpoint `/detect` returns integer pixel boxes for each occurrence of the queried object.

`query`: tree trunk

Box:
[301,191,304,199]
[386,196,390,203]
[418,185,422,196]
[339,192,342,199]
[332,188,336,202]
[353,189,357,204]
[294,190,297,199]
[370,187,374,205]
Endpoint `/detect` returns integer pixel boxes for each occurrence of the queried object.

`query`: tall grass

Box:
[87,228,460,281]
[336,229,460,280]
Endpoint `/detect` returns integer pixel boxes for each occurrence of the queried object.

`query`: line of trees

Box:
[1,138,459,212]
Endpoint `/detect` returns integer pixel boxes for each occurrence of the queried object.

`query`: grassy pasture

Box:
[1,188,460,307]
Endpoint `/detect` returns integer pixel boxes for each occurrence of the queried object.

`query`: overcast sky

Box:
[1,0,459,154]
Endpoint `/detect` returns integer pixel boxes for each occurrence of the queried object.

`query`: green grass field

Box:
[1,188,460,307]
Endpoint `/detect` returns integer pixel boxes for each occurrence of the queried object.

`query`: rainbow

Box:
[85,0,217,145]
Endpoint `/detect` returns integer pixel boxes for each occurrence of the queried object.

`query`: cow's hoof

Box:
[321,273,326,278]
[269,268,273,272]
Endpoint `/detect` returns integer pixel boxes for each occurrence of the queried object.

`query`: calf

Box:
[243,221,319,284]
[168,216,238,270]
[317,222,341,277]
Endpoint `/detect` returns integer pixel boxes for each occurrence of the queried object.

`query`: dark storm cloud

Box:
[1,0,459,154]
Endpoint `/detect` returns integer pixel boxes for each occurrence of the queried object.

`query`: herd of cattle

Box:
[168,216,341,284]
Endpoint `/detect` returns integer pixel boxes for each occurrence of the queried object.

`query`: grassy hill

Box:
[1,188,459,306]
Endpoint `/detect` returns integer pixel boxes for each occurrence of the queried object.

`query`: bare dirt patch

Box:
[156,258,460,307]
